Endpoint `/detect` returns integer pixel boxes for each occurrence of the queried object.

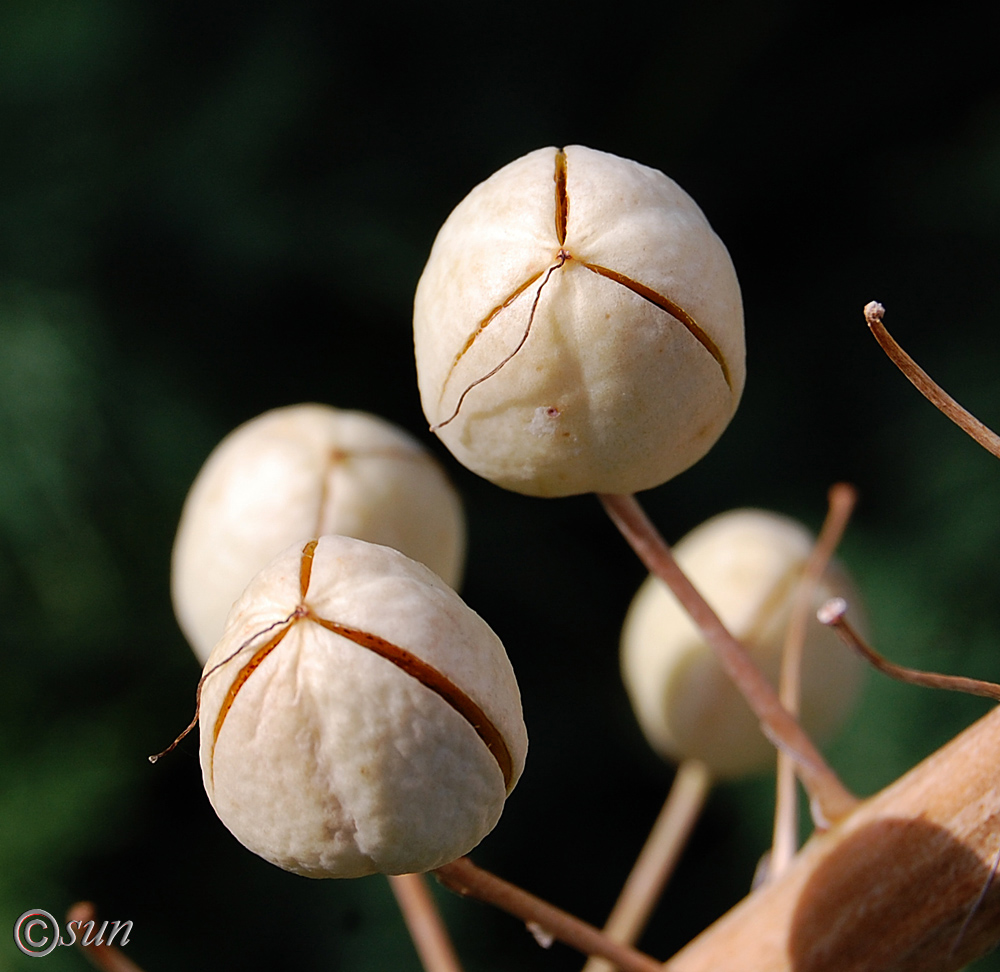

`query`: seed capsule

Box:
[172,403,465,663]
[413,145,744,497]
[620,509,864,778]
[199,535,527,878]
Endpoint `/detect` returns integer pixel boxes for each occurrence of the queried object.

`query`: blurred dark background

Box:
[3,1,1000,969]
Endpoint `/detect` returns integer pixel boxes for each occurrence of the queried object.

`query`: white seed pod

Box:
[413,145,745,498]
[199,534,527,878]
[620,509,865,778]
[172,403,466,664]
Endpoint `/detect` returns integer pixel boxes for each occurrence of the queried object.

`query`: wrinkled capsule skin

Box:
[199,535,527,878]
[172,403,466,663]
[620,510,865,779]
[414,145,745,497]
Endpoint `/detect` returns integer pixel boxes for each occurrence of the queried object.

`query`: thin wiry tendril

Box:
[432,252,568,432]
[148,610,299,763]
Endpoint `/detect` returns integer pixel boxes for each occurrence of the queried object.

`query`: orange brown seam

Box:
[582,262,732,390]
[439,267,547,403]
[309,611,515,791]
[212,540,318,778]
[432,254,565,432]
[300,538,318,598]
[210,623,294,782]
[554,148,568,245]
[211,539,514,791]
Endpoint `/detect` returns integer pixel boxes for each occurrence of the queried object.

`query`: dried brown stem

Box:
[864,301,1000,459]
[662,704,1000,972]
[597,493,857,825]
[770,483,858,880]
[582,759,713,972]
[433,857,664,972]
[818,597,1000,702]
[388,873,465,972]
[65,902,146,972]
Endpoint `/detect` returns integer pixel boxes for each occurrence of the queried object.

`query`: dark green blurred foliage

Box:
[3,2,1000,970]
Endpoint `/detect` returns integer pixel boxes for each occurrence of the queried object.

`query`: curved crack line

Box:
[434,147,570,426]
[208,540,322,776]
[308,610,515,792]
[439,267,547,407]
[582,262,733,390]
[433,253,567,431]
[211,623,295,780]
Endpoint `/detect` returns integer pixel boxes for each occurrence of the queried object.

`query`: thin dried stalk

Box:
[434,856,665,972]
[598,493,857,825]
[583,759,713,972]
[388,873,464,972]
[770,483,858,880]
[662,702,1000,971]
[818,597,1000,702]
[864,301,1000,459]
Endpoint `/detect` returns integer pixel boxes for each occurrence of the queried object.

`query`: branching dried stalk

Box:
[769,483,858,881]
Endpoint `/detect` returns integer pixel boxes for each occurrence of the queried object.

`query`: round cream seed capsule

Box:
[620,509,865,778]
[413,145,745,498]
[172,403,466,663]
[199,535,527,878]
